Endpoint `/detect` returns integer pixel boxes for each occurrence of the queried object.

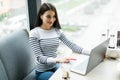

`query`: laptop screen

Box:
[86,38,110,74]
[70,38,109,75]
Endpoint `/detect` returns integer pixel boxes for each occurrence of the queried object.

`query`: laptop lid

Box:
[70,38,109,75]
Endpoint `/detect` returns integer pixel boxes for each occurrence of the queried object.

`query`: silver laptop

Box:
[70,38,109,75]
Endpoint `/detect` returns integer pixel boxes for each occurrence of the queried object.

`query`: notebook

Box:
[70,38,109,75]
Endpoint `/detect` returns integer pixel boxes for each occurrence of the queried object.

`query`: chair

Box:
[0,29,36,80]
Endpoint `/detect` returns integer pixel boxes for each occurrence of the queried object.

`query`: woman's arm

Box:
[59,32,83,53]
[59,31,90,55]
[29,37,49,64]
[29,37,73,64]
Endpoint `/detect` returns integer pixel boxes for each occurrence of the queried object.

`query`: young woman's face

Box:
[41,10,56,30]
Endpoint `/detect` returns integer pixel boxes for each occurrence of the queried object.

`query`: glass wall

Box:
[0,0,29,38]
[41,0,114,42]
[0,0,120,49]
[41,0,120,53]
[44,0,89,40]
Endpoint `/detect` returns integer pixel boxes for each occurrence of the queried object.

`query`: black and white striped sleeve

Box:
[59,32,83,54]
[29,37,48,64]
[29,30,56,64]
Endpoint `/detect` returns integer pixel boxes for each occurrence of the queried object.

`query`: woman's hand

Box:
[56,57,76,63]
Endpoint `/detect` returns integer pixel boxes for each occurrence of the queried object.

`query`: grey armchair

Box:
[0,29,36,80]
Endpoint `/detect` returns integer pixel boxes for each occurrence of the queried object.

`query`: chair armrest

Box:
[23,70,36,80]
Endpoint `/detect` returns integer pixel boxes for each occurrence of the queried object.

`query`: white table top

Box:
[49,59,120,80]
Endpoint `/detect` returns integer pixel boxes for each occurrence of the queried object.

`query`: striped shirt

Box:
[29,27,86,72]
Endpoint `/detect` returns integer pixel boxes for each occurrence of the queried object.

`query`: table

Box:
[49,59,120,80]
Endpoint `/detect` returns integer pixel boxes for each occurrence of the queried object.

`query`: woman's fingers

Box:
[66,57,77,61]
[64,57,77,63]
[56,57,77,63]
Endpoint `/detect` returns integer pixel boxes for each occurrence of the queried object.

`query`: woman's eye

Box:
[46,15,51,18]
[46,15,56,19]
[53,15,56,18]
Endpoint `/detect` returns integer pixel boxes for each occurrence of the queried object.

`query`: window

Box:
[0,0,29,38]
[41,0,120,53]
[42,0,115,41]
[0,1,3,9]
[43,0,89,42]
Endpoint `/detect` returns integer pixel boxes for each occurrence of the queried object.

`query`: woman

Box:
[29,3,88,80]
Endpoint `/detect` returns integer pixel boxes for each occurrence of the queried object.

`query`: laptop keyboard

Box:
[69,54,89,66]
[69,54,89,74]
[72,57,89,71]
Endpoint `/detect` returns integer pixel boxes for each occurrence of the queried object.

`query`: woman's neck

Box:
[41,24,52,30]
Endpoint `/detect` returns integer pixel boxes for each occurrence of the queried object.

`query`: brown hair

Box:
[34,3,61,29]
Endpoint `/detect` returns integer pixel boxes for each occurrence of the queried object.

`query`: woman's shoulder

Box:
[55,28,63,34]
[29,27,40,38]
[30,27,39,31]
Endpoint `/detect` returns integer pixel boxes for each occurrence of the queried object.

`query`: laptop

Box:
[70,38,109,75]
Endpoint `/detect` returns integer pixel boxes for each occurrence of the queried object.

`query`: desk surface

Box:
[49,59,120,80]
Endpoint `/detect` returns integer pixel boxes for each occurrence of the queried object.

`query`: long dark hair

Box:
[34,3,61,29]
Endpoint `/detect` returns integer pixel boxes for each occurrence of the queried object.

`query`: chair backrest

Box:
[0,29,36,80]
[0,59,8,80]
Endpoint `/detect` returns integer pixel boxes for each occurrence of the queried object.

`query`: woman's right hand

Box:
[56,57,76,63]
